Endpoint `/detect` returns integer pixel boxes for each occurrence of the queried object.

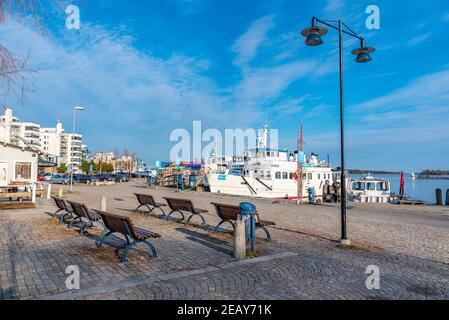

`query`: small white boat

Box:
[349,174,391,203]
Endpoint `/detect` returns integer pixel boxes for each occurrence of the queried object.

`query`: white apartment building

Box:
[40,122,64,165]
[0,108,41,150]
[94,152,115,164]
[1,108,88,169]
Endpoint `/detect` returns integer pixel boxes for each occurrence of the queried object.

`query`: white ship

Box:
[205,125,333,201]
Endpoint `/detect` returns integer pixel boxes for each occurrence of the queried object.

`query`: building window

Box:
[15,162,32,180]
[275,172,281,179]
[266,171,271,179]
[308,173,312,180]
[283,172,288,179]
[289,172,294,179]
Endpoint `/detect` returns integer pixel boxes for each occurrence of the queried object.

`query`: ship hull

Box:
[206,173,328,200]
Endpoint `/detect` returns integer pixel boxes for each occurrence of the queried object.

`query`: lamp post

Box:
[70,106,85,192]
[301,17,375,244]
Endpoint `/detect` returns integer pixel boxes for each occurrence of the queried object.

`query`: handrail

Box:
[241,176,257,195]
[255,177,272,191]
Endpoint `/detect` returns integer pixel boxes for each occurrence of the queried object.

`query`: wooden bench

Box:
[133,193,166,216]
[51,196,74,224]
[95,210,161,263]
[211,202,276,240]
[67,201,104,236]
[163,197,208,226]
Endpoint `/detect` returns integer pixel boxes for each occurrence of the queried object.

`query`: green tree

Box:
[81,160,96,173]
[57,163,68,173]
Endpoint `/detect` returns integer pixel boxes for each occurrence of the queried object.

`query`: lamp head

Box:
[74,106,85,111]
[351,41,376,63]
[301,26,328,46]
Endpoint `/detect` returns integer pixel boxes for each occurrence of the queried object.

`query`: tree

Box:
[0,0,57,106]
[81,160,96,173]
[57,163,67,173]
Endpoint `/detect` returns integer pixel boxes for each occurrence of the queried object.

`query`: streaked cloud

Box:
[231,15,275,68]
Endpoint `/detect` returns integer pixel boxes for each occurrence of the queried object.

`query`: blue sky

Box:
[1,0,449,171]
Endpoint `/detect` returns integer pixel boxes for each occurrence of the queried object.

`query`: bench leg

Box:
[79,221,93,236]
[166,210,185,222]
[120,240,139,263]
[156,206,166,217]
[214,220,224,232]
[68,217,81,229]
[96,231,113,248]
[144,240,157,258]
[186,213,207,226]
[257,226,271,240]
[135,204,144,212]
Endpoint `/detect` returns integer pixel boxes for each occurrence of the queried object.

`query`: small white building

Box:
[0,143,38,187]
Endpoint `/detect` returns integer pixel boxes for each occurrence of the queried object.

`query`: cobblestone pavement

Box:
[1,182,449,300]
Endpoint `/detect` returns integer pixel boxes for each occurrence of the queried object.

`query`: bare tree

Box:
[0,0,58,106]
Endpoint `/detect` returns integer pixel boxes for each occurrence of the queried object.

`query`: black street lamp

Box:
[301,17,375,244]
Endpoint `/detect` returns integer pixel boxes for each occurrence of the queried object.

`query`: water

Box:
[350,174,449,204]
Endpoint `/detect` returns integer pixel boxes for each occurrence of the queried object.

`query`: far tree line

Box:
[420,169,449,176]
[57,161,115,174]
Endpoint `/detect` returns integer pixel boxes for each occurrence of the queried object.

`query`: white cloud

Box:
[231,15,275,68]
[442,12,449,22]
[407,33,431,46]
[323,0,345,17]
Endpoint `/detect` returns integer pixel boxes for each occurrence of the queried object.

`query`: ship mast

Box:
[296,122,304,205]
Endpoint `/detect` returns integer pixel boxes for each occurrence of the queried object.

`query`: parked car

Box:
[95,174,114,182]
[51,174,71,184]
[42,173,53,181]
[73,174,99,184]
[111,173,130,182]
[38,174,46,181]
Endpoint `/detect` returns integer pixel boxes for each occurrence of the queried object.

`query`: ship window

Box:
[283,172,288,179]
[275,172,281,179]
[367,182,376,191]
[377,182,388,191]
[352,182,365,191]
[289,172,294,180]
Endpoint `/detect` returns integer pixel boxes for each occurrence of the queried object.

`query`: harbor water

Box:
[351,174,449,204]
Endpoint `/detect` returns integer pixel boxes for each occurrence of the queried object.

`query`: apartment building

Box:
[0,108,41,150]
[1,108,88,169]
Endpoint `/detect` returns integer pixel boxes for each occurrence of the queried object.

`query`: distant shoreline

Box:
[349,170,400,175]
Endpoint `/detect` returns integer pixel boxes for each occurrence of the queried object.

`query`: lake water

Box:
[350,174,449,204]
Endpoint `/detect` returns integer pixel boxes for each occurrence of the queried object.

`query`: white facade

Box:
[40,122,64,165]
[0,108,88,169]
[95,152,115,164]
[61,133,83,168]
[0,108,41,149]
[0,143,38,187]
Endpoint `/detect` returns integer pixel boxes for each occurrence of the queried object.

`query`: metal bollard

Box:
[100,196,107,211]
[233,219,246,260]
[58,188,63,198]
[46,183,52,200]
[32,184,36,203]
[446,189,449,206]
[436,189,443,205]
[239,202,256,256]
